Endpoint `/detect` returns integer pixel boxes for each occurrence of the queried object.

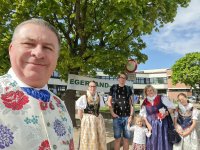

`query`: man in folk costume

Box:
[0,19,74,150]
[76,81,107,150]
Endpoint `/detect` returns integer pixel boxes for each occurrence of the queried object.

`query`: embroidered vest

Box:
[84,95,100,117]
[177,107,193,129]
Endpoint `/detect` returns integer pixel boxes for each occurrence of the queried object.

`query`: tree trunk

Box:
[62,89,77,127]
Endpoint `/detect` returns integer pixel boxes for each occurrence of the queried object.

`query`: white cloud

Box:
[146,0,200,55]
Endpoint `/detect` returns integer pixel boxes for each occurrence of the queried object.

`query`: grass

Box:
[99,104,141,113]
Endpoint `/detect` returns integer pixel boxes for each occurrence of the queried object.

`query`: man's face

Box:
[118,74,127,85]
[9,23,59,87]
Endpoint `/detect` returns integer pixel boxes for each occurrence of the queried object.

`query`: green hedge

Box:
[99,104,141,113]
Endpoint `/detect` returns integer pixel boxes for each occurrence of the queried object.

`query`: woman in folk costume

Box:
[173,93,199,150]
[76,81,107,150]
[139,85,175,150]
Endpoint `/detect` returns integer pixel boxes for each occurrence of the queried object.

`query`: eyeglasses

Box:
[89,86,96,88]
[119,76,126,79]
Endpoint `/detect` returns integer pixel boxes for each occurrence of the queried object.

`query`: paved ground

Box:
[74,103,200,150]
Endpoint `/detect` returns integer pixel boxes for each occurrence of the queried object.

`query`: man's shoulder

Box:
[121,85,131,92]
[111,84,131,90]
[125,85,131,88]
[0,74,14,86]
[0,74,11,79]
[112,84,118,88]
[110,84,117,90]
[49,91,61,100]
[49,92,68,108]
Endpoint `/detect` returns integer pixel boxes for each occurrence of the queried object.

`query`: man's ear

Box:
[9,43,13,54]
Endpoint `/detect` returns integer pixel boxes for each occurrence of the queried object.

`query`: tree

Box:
[0,0,191,125]
[172,52,200,100]
[0,0,191,76]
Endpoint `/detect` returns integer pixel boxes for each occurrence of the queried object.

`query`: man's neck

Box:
[118,83,125,87]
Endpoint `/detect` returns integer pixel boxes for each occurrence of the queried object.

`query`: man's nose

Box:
[31,45,45,58]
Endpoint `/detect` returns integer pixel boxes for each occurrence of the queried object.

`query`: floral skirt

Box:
[79,113,107,150]
[132,142,146,150]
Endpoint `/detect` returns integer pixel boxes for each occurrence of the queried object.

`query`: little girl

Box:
[173,93,199,150]
[127,115,151,150]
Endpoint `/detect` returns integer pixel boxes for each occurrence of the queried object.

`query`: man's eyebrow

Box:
[43,42,55,48]
[22,38,55,48]
[21,37,35,42]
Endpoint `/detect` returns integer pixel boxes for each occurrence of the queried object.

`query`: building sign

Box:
[67,74,133,92]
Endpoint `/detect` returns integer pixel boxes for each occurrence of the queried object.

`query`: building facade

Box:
[49,69,193,101]
[96,68,192,101]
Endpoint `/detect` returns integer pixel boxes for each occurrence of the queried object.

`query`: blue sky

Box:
[138,0,200,70]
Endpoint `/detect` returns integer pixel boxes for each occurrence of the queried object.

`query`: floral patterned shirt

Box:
[0,71,74,150]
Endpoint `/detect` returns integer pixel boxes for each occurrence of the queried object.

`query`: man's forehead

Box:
[120,74,126,77]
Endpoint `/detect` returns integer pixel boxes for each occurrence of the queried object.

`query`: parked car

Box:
[187,96,197,103]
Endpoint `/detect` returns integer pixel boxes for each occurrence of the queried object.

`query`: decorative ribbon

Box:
[21,87,50,102]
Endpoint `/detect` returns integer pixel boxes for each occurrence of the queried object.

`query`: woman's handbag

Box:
[167,127,182,144]
[167,114,182,144]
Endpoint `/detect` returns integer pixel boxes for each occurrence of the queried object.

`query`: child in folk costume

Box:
[173,93,199,150]
[76,81,107,150]
[127,115,151,150]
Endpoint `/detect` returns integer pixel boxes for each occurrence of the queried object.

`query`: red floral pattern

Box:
[39,102,48,110]
[1,90,29,110]
[49,101,54,110]
[53,96,61,107]
[69,139,74,150]
[38,140,50,150]
[39,101,55,110]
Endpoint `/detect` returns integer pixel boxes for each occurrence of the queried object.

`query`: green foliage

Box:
[0,0,191,79]
[100,104,140,113]
[172,52,200,95]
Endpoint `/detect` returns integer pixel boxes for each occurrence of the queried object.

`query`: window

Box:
[51,71,60,78]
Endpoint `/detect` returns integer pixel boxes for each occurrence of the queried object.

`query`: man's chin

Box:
[24,72,46,81]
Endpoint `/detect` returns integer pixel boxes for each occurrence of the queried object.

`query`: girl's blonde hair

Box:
[134,115,144,126]
[143,85,157,97]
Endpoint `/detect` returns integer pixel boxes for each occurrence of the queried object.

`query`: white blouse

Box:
[140,95,175,117]
[76,94,105,110]
[127,125,151,144]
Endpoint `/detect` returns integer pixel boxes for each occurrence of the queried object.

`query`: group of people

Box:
[0,18,199,150]
[76,72,199,150]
